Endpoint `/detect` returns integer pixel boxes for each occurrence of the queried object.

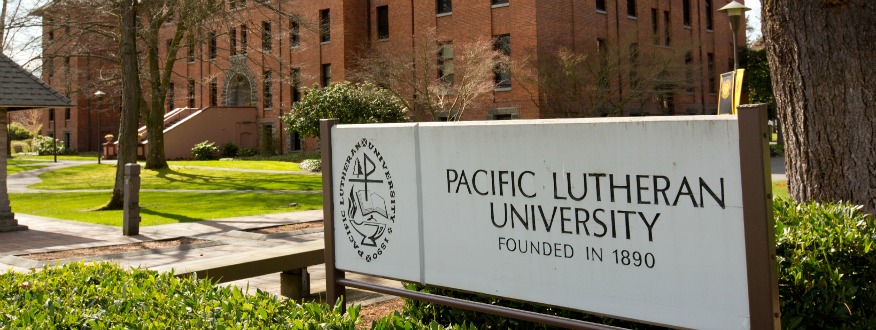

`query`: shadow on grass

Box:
[140,208,202,223]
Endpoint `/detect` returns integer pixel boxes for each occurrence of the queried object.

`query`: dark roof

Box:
[0,52,73,111]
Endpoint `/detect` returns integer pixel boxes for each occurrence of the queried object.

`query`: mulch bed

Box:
[21,237,209,261]
[244,221,323,234]
[356,298,406,329]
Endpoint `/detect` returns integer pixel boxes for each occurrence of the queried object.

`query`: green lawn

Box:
[13,154,100,161]
[169,160,306,172]
[7,160,47,175]
[773,180,789,199]
[30,164,322,191]
[9,192,322,226]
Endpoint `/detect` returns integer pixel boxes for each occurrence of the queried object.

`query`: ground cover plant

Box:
[9,192,322,226]
[29,164,321,191]
[0,262,358,329]
[169,160,307,172]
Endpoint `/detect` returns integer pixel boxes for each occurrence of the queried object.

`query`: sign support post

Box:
[737,104,781,328]
[321,118,346,312]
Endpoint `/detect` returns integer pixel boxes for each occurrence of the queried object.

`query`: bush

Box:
[770,144,785,157]
[774,199,876,329]
[222,141,239,158]
[0,262,359,329]
[238,147,258,158]
[191,140,218,160]
[11,140,31,154]
[32,135,65,156]
[299,159,321,172]
[7,122,33,140]
[281,81,408,138]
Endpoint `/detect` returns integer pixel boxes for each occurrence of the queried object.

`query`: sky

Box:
[4,0,765,72]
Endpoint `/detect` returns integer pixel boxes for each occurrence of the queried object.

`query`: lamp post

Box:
[94,90,106,164]
[718,1,751,70]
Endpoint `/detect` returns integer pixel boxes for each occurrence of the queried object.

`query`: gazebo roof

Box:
[0,52,73,111]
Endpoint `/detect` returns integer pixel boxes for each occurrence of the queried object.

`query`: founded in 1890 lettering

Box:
[338,138,397,262]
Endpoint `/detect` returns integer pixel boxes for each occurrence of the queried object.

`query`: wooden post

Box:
[320,118,345,312]
[737,104,781,329]
[123,163,141,236]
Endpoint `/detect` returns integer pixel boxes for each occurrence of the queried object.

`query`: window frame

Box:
[263,70,273,109]
[320,9,331,43]
[436,0,452,15]
[627,0,637,18]
[262,21,272,51]
[376,5,389,40]
[493,34,511,89]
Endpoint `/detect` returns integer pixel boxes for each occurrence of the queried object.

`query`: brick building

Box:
[37,0,744,156]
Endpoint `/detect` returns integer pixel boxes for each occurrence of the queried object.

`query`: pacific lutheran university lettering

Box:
[444,169,727,263]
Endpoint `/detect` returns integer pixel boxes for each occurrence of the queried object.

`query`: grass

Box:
[30,164,322,191]
[13,154,100,161]
[773,180,789,199]
[7,160,47,175]
[9,192,322,226]
[169,160,306,171]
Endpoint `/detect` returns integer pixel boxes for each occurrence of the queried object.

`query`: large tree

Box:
[762,0,875,213]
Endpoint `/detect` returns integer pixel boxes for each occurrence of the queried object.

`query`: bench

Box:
[151,240,324,300]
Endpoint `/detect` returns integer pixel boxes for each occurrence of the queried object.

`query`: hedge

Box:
[0,262,359,329]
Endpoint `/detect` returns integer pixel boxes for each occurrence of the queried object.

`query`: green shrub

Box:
[238,147,258,158]
[11,140,31,154]
[222,141,239,158]
[770,144,785,157]
[7,122,33,140]
[0,262,359,329]
[33,135,65,155]
[191,140,218,160]
[281,81,408,138]
[372,311,473,330]
[774,199,876,329]
[299,159,321,172]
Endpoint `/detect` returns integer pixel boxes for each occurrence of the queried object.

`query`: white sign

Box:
[332,117,750,329]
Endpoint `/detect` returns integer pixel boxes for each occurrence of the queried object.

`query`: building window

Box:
[48,31,54,42]
[683,0,691,27]
[438,43,454,84]
[705,0,714,31]
[64,108,70,120]
[629,43,639,89]
[240,24,248,54]
[210,80,218,106]
[437,0,452,15]
[262,21,272,51]
[290,20,300,48]
[596,0,606,12]
[651,8,658,44]
[377,6,389,40]
[708,52,716,94]
[491,0,508,6]
[168,83,175,111]
[290,131,302,151]
[627,0,636,18]
[664,10,671,46]
[166,39,172,55]
[263,71,273,109]
[165,13,173,23]
[49,108,55,122]
[229,0,236,9]
[320,9,330,43]
[45,57,53,79]
[230,28,237,55]
[63,132,71,151]
[208,32,217,59]
[493,34,511,89]
[291,67,301,102]
[322,64,332,87]
[187,79,196,108]
[187,38,195,62]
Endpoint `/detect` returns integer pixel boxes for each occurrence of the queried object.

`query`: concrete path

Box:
[771,157,787,182]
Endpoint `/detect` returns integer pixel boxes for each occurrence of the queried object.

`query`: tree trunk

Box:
[144,102,167,169]
[103,0,141,210]
[763,0,876,213]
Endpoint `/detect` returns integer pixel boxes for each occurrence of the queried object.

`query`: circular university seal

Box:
[338,138,396,262]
